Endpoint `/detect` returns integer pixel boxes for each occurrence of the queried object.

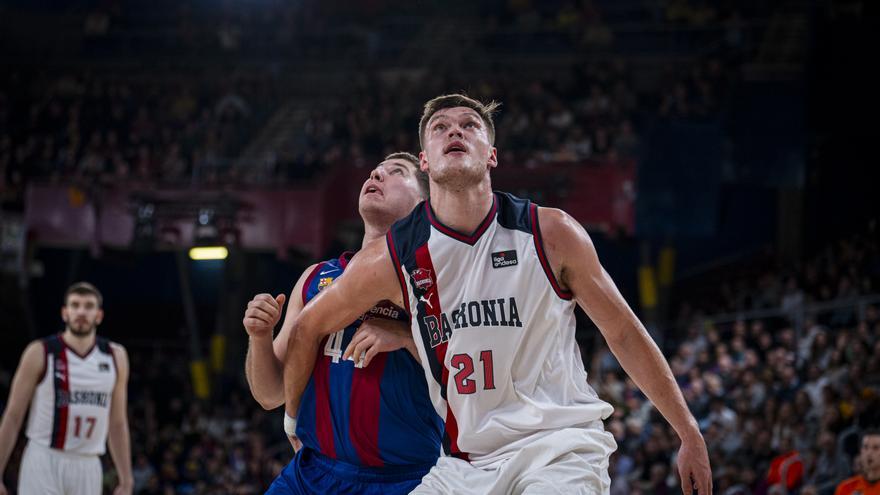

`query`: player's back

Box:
[26,334,117,455]
[387,192,614,466]
[295,253,443,468]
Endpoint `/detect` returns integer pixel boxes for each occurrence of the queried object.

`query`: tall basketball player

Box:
[0,282,132,495]
[280,95,713,494]
[243,153,443,494]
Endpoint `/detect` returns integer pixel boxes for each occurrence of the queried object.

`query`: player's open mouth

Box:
[365,184,383,196]
[444,141,467,154]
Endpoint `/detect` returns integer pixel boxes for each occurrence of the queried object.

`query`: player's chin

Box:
[71,324,95,335]
[359,194,385,212]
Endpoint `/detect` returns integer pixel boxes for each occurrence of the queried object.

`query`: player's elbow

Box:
[246,378,284,410]
[254,391,284,411]
[289,317,323,347]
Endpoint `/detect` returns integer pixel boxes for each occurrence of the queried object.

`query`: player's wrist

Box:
[283,412,297,436]
[249,332,273,344]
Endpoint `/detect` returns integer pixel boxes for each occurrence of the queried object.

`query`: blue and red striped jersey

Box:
[295,252,443,468]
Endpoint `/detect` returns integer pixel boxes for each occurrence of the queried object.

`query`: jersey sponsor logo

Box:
[422,297,523,348]
[318,277,334,291]
[55,359,67,382]
[411,268,434,291]
[98,362,111,372]
[491,250,518,268]
[55,390,110,408]
[419,294,434,309]
[362,304,401,320]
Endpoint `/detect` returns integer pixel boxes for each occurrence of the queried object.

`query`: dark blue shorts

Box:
[265,448,434,495]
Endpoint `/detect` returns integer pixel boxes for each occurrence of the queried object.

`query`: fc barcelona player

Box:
[280,95,712,494]
[243,152,441,494]
[0,282,132,495]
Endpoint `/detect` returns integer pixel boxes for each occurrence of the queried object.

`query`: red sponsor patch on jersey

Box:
[411,268,434,291]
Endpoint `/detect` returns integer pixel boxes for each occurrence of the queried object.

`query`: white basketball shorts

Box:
[18,441,102,495]
[412,423,617,495]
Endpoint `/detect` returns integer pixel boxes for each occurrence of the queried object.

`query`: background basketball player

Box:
[0,282,132,495]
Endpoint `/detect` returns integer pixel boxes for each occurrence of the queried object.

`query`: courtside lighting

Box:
[189,246,228,260]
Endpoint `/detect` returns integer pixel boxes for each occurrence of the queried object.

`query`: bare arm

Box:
[0,342,44,485]
[107,344,132,495]
[539,207,711,495]
[284,238,402,420]
[244,264,314,410]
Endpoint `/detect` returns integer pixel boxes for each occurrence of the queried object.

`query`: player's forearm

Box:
[0,410,26,474]
[108,419,133,486]
[246,335,284,409]
[283,322,321,418]
[605,322,700,440]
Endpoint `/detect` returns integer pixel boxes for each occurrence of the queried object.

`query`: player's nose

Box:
[447,125,463,138]
[370,168,384,182]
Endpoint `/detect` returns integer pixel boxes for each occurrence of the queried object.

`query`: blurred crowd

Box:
[593,230,880,495]
[1,0,759,208]
[294,60,645,175]
[0,71,277,207]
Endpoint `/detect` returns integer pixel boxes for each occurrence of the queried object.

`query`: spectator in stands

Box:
[834,429,880,495]
[767,435,804,493]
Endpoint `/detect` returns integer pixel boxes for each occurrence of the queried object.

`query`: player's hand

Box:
[677,432,712,495]
[112,479,133,495]
[288,434,303,453]
[243,293,286,339]
[342,318,411,368]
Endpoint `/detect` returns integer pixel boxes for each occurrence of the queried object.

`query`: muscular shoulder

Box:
[109,342,129,369]
[15,340,46,378]
[536,207,593,247]
[109,341,127,356]
[535,207,599,287]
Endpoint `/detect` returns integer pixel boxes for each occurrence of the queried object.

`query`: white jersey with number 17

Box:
[25,334,117,455]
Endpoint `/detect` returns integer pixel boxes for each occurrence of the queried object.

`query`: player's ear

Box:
[419,151,429,172]
[487,147,498,169]
[95,309,104,325]
[61,305,68,322]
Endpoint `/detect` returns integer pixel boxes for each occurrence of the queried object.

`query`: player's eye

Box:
[391,168,404,175]
[464,121,476,128]
[433,123,446,131]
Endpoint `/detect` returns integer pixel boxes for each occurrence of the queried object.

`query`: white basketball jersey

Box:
[387,192,614,466]
[25,334,117,455]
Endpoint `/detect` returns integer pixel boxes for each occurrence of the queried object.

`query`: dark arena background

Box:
[0,0,877,494]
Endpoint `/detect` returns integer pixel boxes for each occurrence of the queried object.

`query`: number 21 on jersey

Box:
[451,350,496,394]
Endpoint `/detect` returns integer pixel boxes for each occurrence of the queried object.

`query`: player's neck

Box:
[362,221,391,249]
[866,470,880,483]
[428,181,493,235]
[61,329,97,355]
